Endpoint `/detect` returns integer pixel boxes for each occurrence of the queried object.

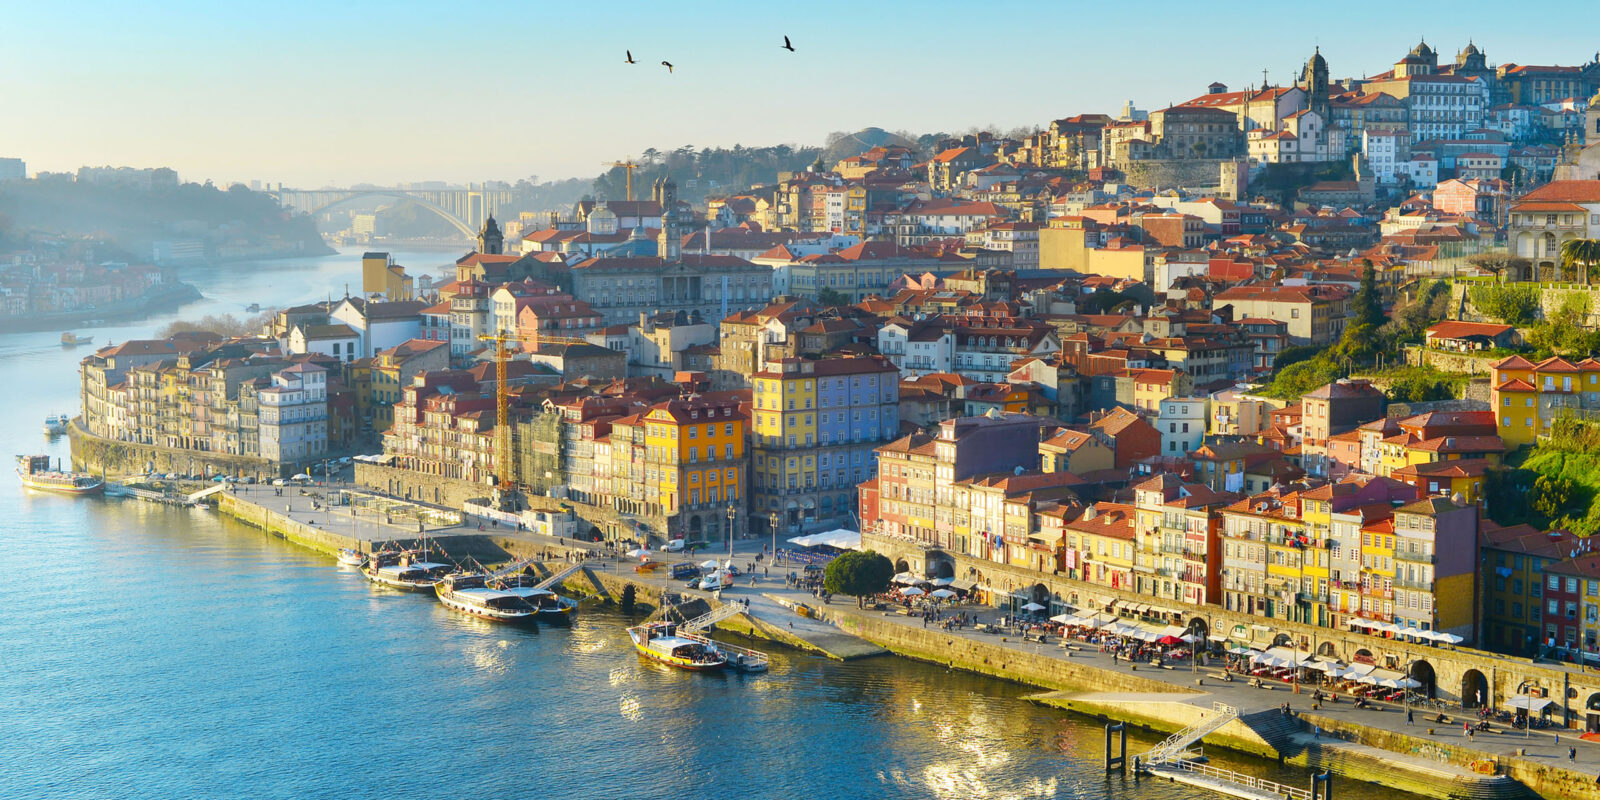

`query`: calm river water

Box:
[0,249,1416,799]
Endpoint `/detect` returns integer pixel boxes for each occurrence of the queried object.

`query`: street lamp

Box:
[727,505,738,561]
[1518,680,1537,739]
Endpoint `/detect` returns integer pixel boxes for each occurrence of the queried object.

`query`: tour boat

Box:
[60,332,92,347]
[42,415,69,435]
[434,573,539,623]
[627,621,728,671]
[491,573,578,623]
[15,455,105,496]
[361,551,452,592]
[336,548,366,567]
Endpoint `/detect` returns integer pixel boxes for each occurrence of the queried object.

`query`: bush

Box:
[1272,345,1323,371]
[1467,284,1540,325]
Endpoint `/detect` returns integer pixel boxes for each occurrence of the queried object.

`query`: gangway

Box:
[680,601,749,633]
[535,562,586,590]
[1139,702,1239,766]
[187,484,228,503]
[484,556,538,582]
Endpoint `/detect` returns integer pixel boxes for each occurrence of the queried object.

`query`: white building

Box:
[1406,76,1489,143]
[330,297,425,359]
[1158,396,1208,456]
[1400,156,1438,189]
[257,362,328,465]
[0,158,23,181]
[1363,130,1409,184]
[286,324,360,363]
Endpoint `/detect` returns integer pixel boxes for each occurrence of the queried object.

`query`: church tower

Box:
[656,207,680,261]
[477,215,503,255]
[1300,47,1330,116]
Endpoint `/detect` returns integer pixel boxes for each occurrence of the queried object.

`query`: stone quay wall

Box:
[70,422,281,481]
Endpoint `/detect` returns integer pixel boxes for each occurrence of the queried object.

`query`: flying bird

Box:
[782,35,795,52]
[625,50,636,64]
[661,60,674,73]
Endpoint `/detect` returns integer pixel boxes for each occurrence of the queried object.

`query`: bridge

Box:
[269,185,518,238]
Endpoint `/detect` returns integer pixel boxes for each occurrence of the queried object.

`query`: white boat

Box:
[627,621,728,671]
[336,548,365,567]
[361,551,451,592]
[43,415,69,435]
[491,574,578,623]
[16,455,104,496]
[435,573,539,623]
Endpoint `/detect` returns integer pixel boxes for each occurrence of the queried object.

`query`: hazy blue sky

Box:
[6,1,1599,188]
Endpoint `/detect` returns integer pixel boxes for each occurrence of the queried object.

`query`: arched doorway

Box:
[927,554,955,580]
[688,516,704,541]
[1462,669,1488,709]
[1188,618,1209,642]
[895,559,910,574]
[1271,633,1293,648]
[1353,648,1374,664]
[1586,693,1600,732]
[1317,641,1338,657]
[1031,583,1051,605]
[1410,660,1437,699]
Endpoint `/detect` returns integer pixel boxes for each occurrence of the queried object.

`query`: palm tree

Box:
[1560,238,1600,286]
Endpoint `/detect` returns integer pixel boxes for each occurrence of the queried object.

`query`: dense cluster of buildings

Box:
[71,39,1600,662]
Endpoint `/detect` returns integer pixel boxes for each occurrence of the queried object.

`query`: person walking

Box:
[1571,747,1579,763]
[1406,709,1414,726]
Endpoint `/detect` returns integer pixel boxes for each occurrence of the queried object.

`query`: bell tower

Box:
[1301,47,1330,116]
[477,215,503,255]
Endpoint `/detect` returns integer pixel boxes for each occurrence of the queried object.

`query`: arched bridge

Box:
[269,186,518,238]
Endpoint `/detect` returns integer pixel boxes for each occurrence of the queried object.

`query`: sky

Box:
[6,1,1600,189]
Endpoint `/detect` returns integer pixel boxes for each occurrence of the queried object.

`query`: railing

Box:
[1141,702,1238,765]
[1149,758,1312,800]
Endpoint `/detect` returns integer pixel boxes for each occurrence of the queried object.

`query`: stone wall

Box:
[70,422,280,480]
[1121,159,1228,190]
[1403,345,1504,376]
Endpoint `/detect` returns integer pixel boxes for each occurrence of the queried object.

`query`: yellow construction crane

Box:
[603,160,640,202]
[477,330,518,495]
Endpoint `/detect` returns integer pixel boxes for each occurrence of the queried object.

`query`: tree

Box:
[1352,261,1384,331]
[1532,474,1576,523]
[1560,238,1600,286]
[823,550,894,608]
[816,288,850,306]
[1467,252,1532,284]
[1467,283,1540,326]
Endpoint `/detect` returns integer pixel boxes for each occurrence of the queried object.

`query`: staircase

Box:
[535,562,585,590]
[1238,709,1306,758]
[485,556,538,582]
[1141,703,1239,765]
[680,601,748,633]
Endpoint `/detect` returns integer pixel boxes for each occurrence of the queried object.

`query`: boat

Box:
[360,550,452,592]
[43,415,69,435]
[491,573,578,623]
[627,621,728,672]
[15,455,105,496]
[60,332,93,347]
[245,303,261,313]
[434,573,540,623]
[336,548,366,567]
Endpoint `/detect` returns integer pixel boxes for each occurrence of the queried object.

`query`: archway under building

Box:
[688,516,703,541]
[1271,633,1294,649]
[1030,583,1051,606]
[1410,660,1437,699]
[926,553,955,580]
[1586,692,1600,732]
[1188,618,1209,643]
[1462,669,1489,710]
[1353,648,1375,664]
[895,558,911,574]
[1317,641,1338,657]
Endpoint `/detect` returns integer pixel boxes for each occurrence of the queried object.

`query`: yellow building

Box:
[751,358,819,533]
[361,251,414,300]
[1359,517,1397,621]
[638,396,747,542]
[1490,355,1600,448]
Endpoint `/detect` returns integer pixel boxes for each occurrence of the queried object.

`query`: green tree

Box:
[1467,283,1540,326]
[1272,345,1323,371]
[817,288,850,306]
[1560,238,1600,286]
[1532,474,1576,523]
[823,550,895,608]
[1352,261,1384,330]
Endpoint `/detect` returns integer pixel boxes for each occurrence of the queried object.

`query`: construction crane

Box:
[603,160,640,202]
[477,330,520,508]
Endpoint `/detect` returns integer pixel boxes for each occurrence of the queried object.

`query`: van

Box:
[668,563,700,580]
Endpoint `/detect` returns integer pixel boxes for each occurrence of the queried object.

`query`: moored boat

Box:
[336,548,365,567]
[627,621,728,672]
[491,573,578,623]
[60,332,93,347]
[435,573,539,623]
[15,455,105,496]
[43,415,69,435]
[360,550,451,592]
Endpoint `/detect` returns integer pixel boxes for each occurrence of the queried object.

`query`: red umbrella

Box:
[1157,635,1184,645]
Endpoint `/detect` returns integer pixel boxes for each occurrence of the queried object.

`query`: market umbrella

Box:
[900,587,926,597]
[1227,644,1258,656]
[625,548,650,558]
[930,589,957,600]
[1021,602,1047,613]
[1157,635,1184,645]
[1433,632,1464,644]
[700,560,722,569]
[1050,614,1075,624]
[931,576,954,586]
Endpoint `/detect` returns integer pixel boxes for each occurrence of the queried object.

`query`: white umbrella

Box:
[1021,602,1047,613]
[930,589,957,599]
[891,572,927,585]
[1050,613,1075,624]
[1434,632,1464,644]
[931,576,954,586]
[701,559,722,569]
[900,586,926,597]
[1227,644,1259,656]
[626,548,650,558]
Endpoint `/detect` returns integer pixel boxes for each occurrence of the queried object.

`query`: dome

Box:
[1308,46,1327,70]
[587,202,618,235]
[1462,41,1480,57]
[1411,39,1434,58]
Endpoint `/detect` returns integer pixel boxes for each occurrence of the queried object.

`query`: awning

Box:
[1506,696,1555,712]
[947,579,978,592]
[1208,633,1231,642]
[1147,605,1181,617]
[788,529,861,550]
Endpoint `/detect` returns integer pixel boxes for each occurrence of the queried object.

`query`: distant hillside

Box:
[0,177,329,261]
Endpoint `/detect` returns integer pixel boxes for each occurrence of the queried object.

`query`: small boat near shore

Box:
[336,548,365,567]
[15,455,105,496]
[43,415,69,435]
[361,550,451,592]
[492,573,578,623]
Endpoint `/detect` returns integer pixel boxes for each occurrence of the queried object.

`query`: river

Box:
[0,249,1415,799]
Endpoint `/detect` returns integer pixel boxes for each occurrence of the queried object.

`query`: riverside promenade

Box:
[203,486,1599,798]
